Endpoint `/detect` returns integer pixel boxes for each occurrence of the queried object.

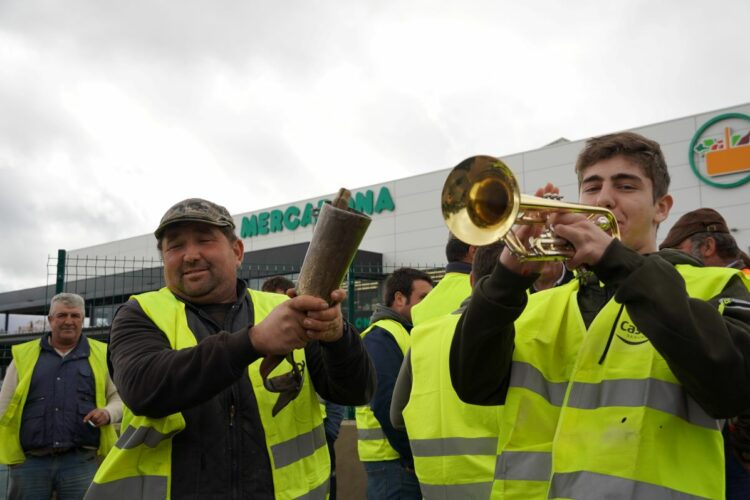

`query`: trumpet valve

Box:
[590,214,613,232]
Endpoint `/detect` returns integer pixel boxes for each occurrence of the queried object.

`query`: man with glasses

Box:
[0,293,121,500]
[86,198,375,499]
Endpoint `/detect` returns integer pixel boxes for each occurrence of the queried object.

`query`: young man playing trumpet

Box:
[449,132,750,499]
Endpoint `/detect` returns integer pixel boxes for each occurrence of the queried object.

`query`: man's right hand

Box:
[499,183,558,277]
[248,295,335,355]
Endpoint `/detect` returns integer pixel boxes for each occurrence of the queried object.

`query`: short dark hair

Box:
[261,276,296,294]
[156,224,238,251]
[689,232,741,262]
[575,131,670,201]
[471,241,505,281]
[446,234,472,263]
[384,268,433,307]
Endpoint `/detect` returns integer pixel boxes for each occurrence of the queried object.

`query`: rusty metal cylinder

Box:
[296,201,371,304]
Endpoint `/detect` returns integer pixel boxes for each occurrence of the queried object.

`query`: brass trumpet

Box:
[441,155,620,261]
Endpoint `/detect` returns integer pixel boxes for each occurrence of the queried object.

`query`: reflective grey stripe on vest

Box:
[419,481,493,499]
[509,361,567,406]
[494,451,551,481]
[410,437,497,457]
[549,470,710,500]
[567,378,718,430]
[84,476,167,500]
[116,425,178,450]
[271,423,326,469]
[358,428,386,440]
[296,477,330,500]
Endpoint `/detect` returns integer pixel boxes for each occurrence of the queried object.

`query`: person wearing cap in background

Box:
[660,207,750,275]
[660,207,750,499]
[85,198,375,499]
[0,292,121,500]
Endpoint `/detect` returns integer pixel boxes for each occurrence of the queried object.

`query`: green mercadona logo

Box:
[689,112,750,189]
[240,186,395,238]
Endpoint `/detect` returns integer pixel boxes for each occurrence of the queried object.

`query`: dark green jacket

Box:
[450,239,750,418]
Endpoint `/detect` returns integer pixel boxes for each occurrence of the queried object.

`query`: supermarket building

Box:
[1,101,749,334]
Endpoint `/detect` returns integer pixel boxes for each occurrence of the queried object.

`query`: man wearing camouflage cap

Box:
[661,207,750,499]
[86,198,375,499]
[660,207,750,273]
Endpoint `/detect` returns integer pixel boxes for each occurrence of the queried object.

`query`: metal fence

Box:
[0,253,446,375]
[0,254,447,494]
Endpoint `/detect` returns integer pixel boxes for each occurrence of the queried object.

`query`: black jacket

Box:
[108,281,375,499]
[450,240,750,418]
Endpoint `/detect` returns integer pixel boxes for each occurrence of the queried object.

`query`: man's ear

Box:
[654,194,673,224]
[703,236,718,258]
[232,238,245,265]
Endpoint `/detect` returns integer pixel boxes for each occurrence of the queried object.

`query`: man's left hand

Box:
[287,288,345,343]
[83,408,111,427]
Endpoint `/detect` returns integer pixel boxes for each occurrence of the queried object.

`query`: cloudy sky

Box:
[1,0,749,293]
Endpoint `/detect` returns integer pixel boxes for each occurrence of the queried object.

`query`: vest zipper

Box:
[229,389,240,499]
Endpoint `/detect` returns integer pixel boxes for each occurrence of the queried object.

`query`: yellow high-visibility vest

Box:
[492,264,740,499]
[0,337,117,465]
[404,312,501,499]
[411,272,471,326]
[355,318,411,462]
[86,288,329,500]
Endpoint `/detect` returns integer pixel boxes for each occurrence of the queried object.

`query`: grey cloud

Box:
[0,1,376,74]
[0,76,86,160]
[2,0,750,294]
[0,165,146,292]
[0,169,55,292]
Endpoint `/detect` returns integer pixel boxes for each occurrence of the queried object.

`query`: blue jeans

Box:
[725,425,750,500]
[1,464,9,499]
[362,459,421,500]
[9,448,98,500]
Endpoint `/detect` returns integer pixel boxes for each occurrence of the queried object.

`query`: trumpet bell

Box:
[441,156,520,246]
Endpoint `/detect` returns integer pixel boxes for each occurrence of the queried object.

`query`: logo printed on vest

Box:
[615,320,649,345]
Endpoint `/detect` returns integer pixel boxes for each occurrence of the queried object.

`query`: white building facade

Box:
[72,102,750,265]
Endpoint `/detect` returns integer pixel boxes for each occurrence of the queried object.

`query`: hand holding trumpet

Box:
[549,211,616,269]
[499,182,559,276]
[500,182,616,274]
[441,155,619,270]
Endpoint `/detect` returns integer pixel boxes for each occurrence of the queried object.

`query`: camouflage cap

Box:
[154,198,235,239]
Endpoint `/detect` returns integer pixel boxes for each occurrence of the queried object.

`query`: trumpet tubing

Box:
[441,155,620,261]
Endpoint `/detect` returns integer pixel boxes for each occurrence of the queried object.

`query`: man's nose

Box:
[594,185,615,208]
[183,241,201,262]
